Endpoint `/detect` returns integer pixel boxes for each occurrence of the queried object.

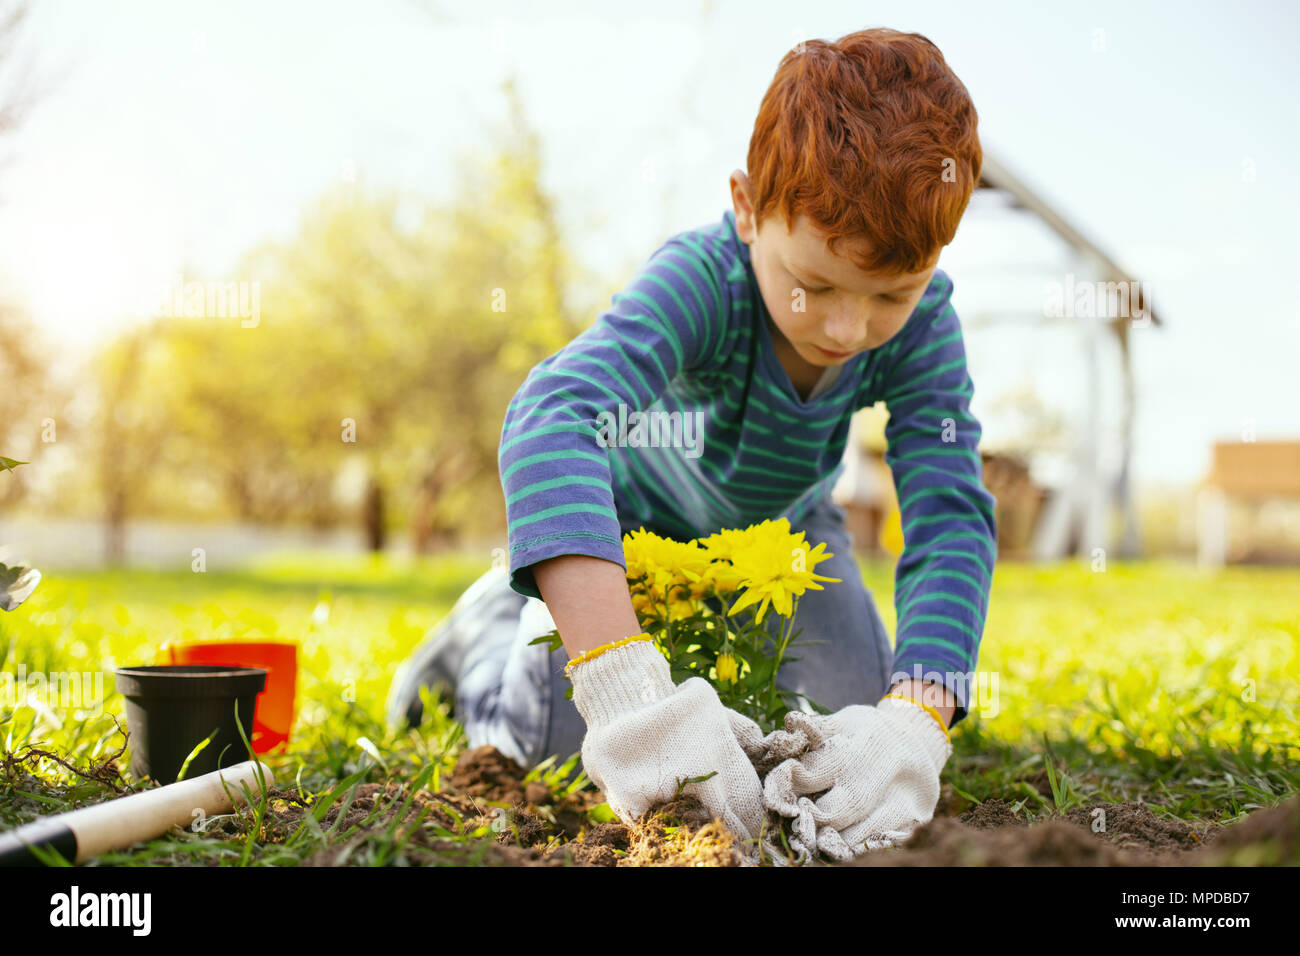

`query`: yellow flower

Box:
[700,526,752,563]
[725,518,842,624]
[625,528,708,580]
[624,527,709,613]
[715,652,739,683]
[665,594,700,622]
[698,525,761,597]
[691,558,745,598]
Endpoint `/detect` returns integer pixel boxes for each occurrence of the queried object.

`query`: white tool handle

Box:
[62,760,274,861]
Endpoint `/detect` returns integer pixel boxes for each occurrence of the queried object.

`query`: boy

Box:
[388,27,996,864]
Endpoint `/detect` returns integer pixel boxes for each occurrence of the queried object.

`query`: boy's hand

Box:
[761,698,952,862]
[571,640,766,860]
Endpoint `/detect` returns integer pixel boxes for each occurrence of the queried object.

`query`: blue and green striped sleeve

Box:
[879,271,997,727]
[498,235,729,599]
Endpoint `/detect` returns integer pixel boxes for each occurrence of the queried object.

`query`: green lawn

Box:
[1,554,1296,865]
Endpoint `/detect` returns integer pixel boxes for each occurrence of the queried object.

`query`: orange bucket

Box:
[160,640,298,754]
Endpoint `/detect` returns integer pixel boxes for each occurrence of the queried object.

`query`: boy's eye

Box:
[797,281,903,302]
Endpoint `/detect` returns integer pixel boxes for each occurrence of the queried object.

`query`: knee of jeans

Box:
[493,630,556,767]
[795,509,853,561]
[779,570,894,710]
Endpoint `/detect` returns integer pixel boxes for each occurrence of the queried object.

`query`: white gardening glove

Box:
[721,707,819,866]
[571,639,767,862]
[762,696,952,863]
[725,708,813,766]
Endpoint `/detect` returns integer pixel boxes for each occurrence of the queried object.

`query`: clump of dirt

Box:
[618,794,745,866]
[442,746,746,866]
[852,816,1143,866]
[499,807,549,848]
[448,744,607,845]
[543,794,745,867]
[555,821,630,866]
[448,745,532,805]
[844,796,1300,867]
[1062,802,1208,854]
[1193,795,1300,866]
[960,797,1029,829]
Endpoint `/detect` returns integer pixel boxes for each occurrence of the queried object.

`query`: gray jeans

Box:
[454,494,896,770]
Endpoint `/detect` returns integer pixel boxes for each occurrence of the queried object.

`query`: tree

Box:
[0,303,50,511]
[402,75,583,550]
[79,77,585,553]
[91,322,174,565]
[159,76,581,551]
[0,1,49,493]
[0,1,52,603]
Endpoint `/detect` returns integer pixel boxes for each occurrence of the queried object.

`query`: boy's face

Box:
[730,170,940,369]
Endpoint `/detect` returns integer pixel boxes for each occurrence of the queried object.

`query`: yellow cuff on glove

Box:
[881,693,952,744]
[563,632,654,678]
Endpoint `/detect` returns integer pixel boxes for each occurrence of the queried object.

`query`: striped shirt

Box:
[498,209,997,723]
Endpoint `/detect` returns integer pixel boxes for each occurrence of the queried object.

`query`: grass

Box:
[1,551,1297,865]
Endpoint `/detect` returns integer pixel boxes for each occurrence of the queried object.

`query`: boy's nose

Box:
[824,308,869,350]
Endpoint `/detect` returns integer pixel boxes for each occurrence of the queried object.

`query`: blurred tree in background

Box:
[0,1,60,517]
[0,304,53,511]
[82,77,584,554]
[91,321,174,564]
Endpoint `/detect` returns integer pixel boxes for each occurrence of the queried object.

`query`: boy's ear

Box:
[729,170,758,243]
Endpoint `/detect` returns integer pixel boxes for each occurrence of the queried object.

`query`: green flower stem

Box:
[766,595,801,717]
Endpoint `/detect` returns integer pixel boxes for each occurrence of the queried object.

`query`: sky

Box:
[1,0,1297,488]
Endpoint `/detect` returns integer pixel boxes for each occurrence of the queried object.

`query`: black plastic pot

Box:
[114,665,268,785]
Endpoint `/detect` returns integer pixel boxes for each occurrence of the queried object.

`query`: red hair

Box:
[746,28,982,275]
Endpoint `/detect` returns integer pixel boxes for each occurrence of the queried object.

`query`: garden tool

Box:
[0,759,274,866]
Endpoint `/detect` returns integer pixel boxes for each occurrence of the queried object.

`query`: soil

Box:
[454,743,745,867]
[243,744,742,867]
[247,744,1300,867]
[849,796,1300,867]
[1193,794,1300,866]
[546,796,745,867]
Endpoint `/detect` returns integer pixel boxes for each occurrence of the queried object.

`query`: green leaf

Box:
[355,735,389,771]
[25,840,73,867]
[0,456,27,472]
[677,651,714,668]
[0,563,41,611]
[587,802,618,824]
[175,729,217,782]
[747,656,777,685]
[674,769,718,798]
[804,696,832,716]
[527,629,565,653]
